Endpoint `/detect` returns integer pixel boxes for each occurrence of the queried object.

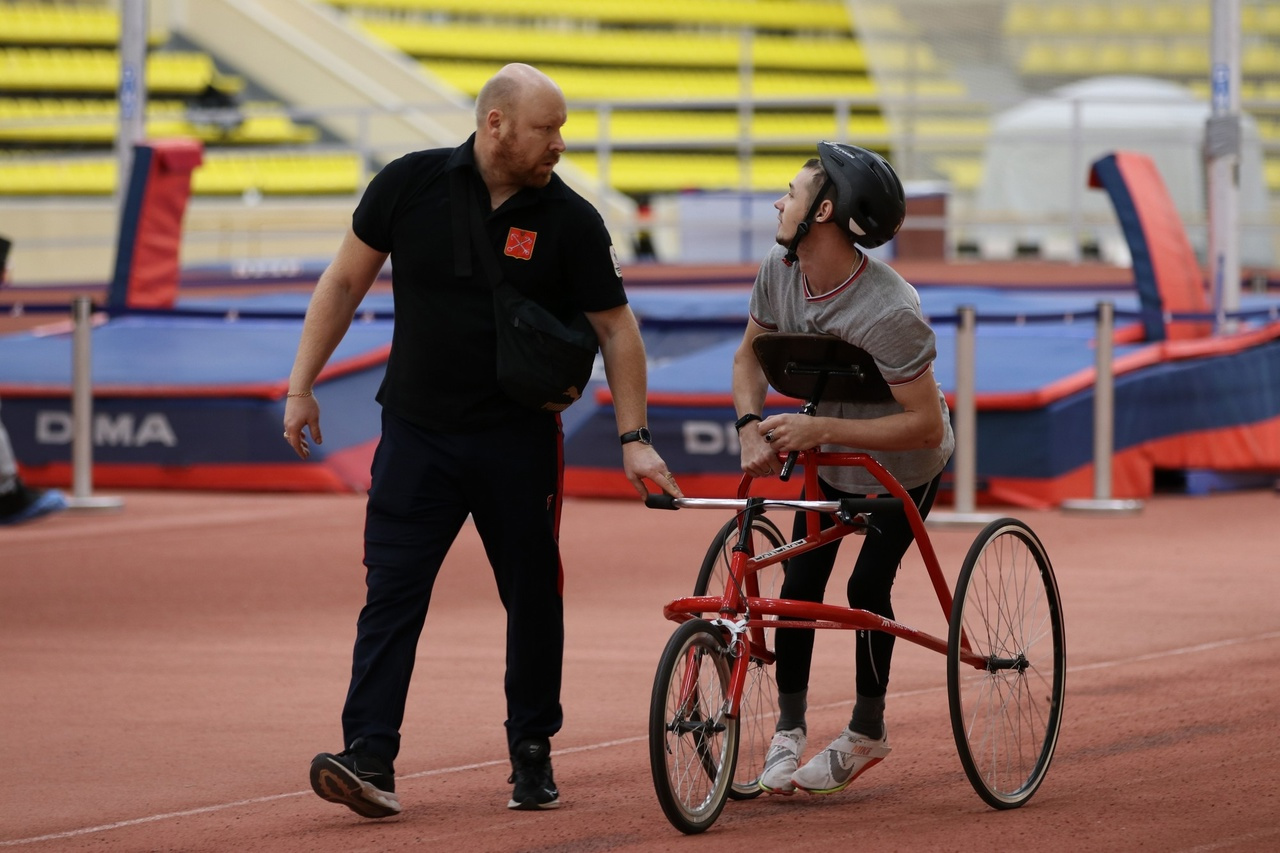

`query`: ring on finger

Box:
[764,429,775,443]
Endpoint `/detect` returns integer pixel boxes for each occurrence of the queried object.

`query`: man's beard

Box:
[774,221,794,248]
[496,133,557,188]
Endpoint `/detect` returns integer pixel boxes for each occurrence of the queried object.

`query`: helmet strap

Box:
[782,177,832,266]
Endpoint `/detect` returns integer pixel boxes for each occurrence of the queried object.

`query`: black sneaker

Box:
[309,743,401,819]
[507,737,560,810]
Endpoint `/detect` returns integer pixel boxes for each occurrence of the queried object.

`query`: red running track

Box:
[1,488,1278,851]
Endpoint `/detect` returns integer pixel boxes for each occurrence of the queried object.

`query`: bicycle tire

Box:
[946,518,1065,809]
[649,619,739,834]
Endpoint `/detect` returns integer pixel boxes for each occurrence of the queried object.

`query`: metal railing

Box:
[1,89,1277,276]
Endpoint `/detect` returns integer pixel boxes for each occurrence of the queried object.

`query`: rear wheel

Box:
[947,518,1065,809]
[649,619,739,834]
[695,516,786,799]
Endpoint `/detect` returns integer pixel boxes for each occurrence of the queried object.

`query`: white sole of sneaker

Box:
[793,756,886,796]
[507,797,562,810]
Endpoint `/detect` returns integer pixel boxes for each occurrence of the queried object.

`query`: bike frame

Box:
[662,449,983,719]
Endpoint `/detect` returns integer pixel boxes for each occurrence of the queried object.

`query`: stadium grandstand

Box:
[0,0,1272,282]
[1,0,1278,506]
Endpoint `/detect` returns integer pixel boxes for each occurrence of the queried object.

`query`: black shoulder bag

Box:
[453,171,599,413]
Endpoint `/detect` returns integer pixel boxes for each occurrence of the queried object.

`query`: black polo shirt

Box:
[352,134,626,431]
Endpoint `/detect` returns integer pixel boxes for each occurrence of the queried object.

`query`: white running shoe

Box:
[791,726,891,795]
[759,727,806,795]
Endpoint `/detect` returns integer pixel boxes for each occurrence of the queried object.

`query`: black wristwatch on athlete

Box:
[734,413,763,432]
[619,427,653,446]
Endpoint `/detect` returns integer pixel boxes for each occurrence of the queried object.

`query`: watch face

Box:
[638,427,652,445]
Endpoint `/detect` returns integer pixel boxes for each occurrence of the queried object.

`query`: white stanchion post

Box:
[1062,302,1143,514]
[66,297,124,512]
[928,305,1003,528]
[1207,0,1241,335]
[953,304,976,513]
[71,297,91,499]
[115,0,146,208]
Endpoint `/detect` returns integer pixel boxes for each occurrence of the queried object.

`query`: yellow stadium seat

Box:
[566,150,853,194]
[1168,42,1208,75]
[361,20,868,73]
[932,156,983,192]
[318,0,852,33]
[1108,5,1147,34]
[420,59,878,101]
[1075,4,1113,34]
[1128,42,1172,75]
[1018,42,1058,75]
[1093,42,1135,74]
[559,109,893,148]
[0,48,243,96]
[1261,6,1280,36]
[905,116,990,145]
[1244,42,1280,75]
[1003,3,1039,37]
[1180,4,1212,34]
[1,3,115,47]
[0,151,363,197]
[0,2,169,47]
[1039,6,1077,35]
[0,156,113,195]
[1022,41,1094,76]
[0,97,319,146]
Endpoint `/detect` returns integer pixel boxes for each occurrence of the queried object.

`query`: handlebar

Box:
[644,495,902,515]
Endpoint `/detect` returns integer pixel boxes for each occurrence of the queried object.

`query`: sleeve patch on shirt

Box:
[504,227,537,260]
[610,245,622,277]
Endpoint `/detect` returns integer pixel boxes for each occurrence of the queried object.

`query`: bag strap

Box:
[449,167,503,291]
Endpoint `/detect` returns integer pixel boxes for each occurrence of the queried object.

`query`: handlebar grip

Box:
[779,451,799,482]
[645,493,679,510]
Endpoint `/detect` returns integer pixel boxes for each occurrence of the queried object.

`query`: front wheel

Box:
[947,518,1065,809]
[649,619,739,834]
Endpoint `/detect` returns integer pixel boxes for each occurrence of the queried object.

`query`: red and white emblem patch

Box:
[504,227,537,260]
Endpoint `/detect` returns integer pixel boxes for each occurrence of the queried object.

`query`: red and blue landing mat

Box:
[567,284,1280,507]
[0,303,393,492]
[2,284,1280,507]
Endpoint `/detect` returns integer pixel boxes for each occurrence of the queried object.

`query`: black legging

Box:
[774,473,941,699]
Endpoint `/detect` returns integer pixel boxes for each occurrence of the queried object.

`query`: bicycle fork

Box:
[715,617,751,720]
[671,617,750,724]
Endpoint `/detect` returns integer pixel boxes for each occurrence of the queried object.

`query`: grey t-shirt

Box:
[749,243,955,492]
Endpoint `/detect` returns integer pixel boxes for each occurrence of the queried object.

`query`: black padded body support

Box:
[751,332,893,404]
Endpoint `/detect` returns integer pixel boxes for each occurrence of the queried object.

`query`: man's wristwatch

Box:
[619,427,653,446]
[734,413,763,432]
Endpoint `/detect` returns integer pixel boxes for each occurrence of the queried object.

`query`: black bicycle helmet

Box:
[816,141,906,249]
